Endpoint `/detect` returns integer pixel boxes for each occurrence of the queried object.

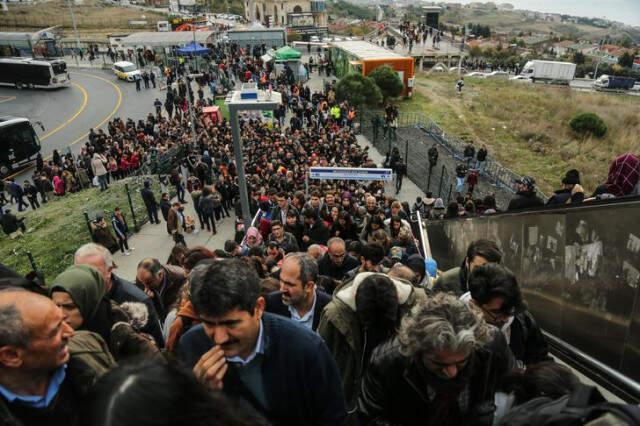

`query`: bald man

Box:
[0,289,78,425]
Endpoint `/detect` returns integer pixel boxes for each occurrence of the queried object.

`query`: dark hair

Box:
[302,208,318,220]
[182,247,215,271]
[270,220,283,229]
[259,277,280,296]
[360,243,386,265]
[468,263,525,314]
[466,239,502,264]
[347,240,362,256]
[445,202,459,218]
[137,258,163,276]
[286,209,298,218]
[224,240,238,253]
[190,259,260,317]
[82,357,268,426]
[355,274,399,331]
[500,362,580,405]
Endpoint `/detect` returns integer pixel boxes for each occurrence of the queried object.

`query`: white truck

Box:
[520,60,576,84]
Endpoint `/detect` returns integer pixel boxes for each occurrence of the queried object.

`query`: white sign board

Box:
[309,167,393,182]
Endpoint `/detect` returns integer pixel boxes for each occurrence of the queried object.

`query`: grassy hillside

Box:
[0,0,166,32]
[0,177,162,283]
[442,8,636,41]
[403,74,640,195]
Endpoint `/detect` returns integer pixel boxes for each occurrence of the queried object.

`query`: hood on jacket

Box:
[52,265,106,323]
[336,272,414,311]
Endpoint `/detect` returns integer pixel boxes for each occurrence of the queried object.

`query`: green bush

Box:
[570,112,608,138]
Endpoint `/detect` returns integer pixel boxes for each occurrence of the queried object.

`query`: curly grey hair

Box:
[398,292,493,358]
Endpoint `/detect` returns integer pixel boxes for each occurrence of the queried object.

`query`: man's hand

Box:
[302,235,310,243]
[193,346,228,391]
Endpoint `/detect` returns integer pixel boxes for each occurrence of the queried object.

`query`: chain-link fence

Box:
[361,110,455,204]
[359,109,548,204]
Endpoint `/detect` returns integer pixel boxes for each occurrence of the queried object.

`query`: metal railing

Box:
[360,109,548,201]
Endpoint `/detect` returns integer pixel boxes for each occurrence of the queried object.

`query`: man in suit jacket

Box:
[265,253,331,331]
[177,259,346,426]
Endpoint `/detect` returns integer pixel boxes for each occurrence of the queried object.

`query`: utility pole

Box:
[66,0,81,66]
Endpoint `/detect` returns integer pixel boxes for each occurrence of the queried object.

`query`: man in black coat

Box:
[265,253,331,331]
[140,180,160,224]
[302,208,330,250]
[507,176,544,211]
[178,259,347,426]
[318,237,360,282]
[358,293,514,426]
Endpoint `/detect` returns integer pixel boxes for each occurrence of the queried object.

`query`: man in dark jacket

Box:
[357,293,514,426]
[7,179,27,212]
[74,243,164,348]
[302,208,330,249]
[428,145,438,170]
[265,253,331,331]
[546,169,585,206]
[433,239,502,296]
[136,258,187,321]
[507,176,544,211]
[318,237,360,281]
[140,181,160,224]
[463,263,551,368]
[177,259,347,426]
[0,290,99,426]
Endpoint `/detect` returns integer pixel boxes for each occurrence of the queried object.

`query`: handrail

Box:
[415,210,431,259]
[240,208,262,246]
[544,331,640,403]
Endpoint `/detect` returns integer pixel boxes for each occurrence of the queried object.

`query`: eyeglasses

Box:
[480,305,515,322]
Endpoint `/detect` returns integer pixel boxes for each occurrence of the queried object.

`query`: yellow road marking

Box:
[65,72,122,148]
[0,96,16,104]
[40,82,88,141]
[3,72,122,179]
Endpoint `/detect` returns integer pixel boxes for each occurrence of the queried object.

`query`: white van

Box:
[113,61,141,82]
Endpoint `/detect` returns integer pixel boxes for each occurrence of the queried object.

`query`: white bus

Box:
[0,57,70,89]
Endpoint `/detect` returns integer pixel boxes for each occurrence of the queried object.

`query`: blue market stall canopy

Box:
[177,42,210,56]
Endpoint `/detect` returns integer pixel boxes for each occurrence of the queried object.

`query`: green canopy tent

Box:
[274,46,302,61]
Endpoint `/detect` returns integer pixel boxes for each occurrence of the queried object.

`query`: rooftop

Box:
[119,31,216,47]
[329,41,408,60]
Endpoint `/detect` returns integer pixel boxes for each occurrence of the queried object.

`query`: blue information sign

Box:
[309,167,393,182]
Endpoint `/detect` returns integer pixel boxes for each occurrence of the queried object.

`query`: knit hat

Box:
[434,198,445,209]
[562,169,580,185]
[51,265,106,324]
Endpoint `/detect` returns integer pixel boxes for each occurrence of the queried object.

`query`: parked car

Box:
[431,64,447,73]
[465,71,486,78]
[485,71,510,79]
[509,75,532,82]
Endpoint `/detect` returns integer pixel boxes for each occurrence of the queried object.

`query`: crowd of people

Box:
[2,37,640,426]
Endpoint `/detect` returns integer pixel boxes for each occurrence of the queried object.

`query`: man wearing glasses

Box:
[462,263,551,368]
[358,293,514,426]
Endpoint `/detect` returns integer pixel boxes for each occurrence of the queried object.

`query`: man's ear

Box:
[254,297,266,319]
[0,345,23,369]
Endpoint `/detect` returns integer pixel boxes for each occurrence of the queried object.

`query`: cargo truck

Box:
[593,74,636,91]
[520,60,576,84]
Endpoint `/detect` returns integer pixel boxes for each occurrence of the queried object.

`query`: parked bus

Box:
[0,57,70,89]
[0,117,43,176]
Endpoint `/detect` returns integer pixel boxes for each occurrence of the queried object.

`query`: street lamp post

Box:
[65,0,81,66]
[226,84,281,230]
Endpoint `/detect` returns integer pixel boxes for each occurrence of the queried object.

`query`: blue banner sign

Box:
[309,167,393,181]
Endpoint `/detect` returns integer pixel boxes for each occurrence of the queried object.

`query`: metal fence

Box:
[359,109,547,202]
[360,110,454,205]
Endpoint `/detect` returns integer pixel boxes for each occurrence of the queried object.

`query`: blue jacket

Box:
[177,312,347,426]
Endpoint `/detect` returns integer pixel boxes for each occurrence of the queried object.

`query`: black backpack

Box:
[499,384,640,426]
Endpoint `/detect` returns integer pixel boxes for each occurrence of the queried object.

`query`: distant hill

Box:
[328,0,375,21]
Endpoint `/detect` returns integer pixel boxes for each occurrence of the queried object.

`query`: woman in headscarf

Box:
[51,265,157,360]
[241,226,264,255]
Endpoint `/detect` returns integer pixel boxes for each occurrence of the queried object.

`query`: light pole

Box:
[65,0,81,66]
[226,83,281,230]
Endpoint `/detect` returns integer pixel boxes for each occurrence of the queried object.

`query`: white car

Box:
[310,36,320,43]
[450,66,467,74]
[465,71,486,78]
[509,75,532,82]
[113,61,141,82]
[485,71,510,79]
[333,37,343,42]
[631,83,640,92]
